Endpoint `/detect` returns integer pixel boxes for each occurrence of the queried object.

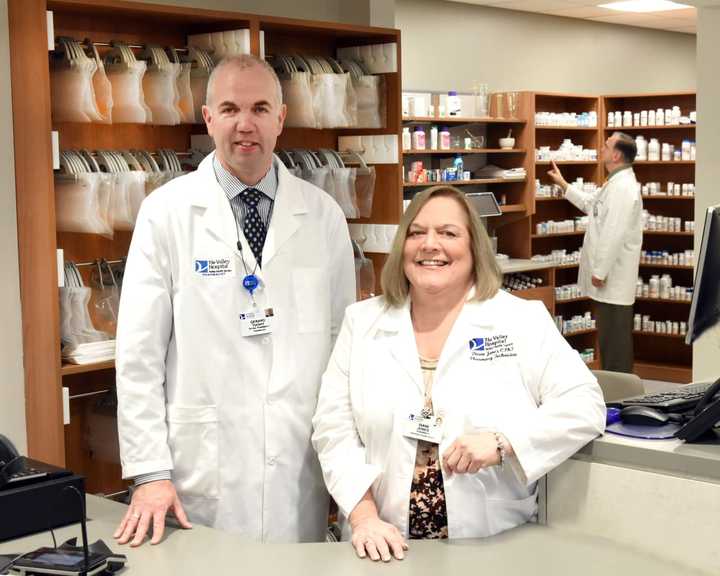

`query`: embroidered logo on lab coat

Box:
[469,334,516,362]
[194,258,233,277]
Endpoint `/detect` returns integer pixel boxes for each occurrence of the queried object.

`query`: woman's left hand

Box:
[442,432,501,474]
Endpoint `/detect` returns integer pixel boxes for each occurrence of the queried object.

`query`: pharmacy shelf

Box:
[556,296,591,304]
[532,231,585,238]
[635,297,691,305]
[633,361,691,384]
[602,125,696,131]
[555,263,580,270]
[641,196,695,201]
[563,328,597,337]
[634,161,695,165]
[403,116,526,124]
[500,204,527,214]
[535,196,569,202]
[403,178,526,187]
[61,360,115,376]
[642,231,694,237]
[404,148,526,155]
[639,263,694,270]
[535,160,598,165]
[633,331,689,341]
[536,126,598,131]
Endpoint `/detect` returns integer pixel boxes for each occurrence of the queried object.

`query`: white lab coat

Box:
[312,290,605,539]
[116,153,356,542]
[565,166,643,305]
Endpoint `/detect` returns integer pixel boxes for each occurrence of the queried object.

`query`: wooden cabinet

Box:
[9,0,401,492]
[602,92,695,383]
[530,92,602,368]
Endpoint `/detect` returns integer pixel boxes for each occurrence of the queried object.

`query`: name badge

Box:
[239,308,274,337]
[402,412,444,444]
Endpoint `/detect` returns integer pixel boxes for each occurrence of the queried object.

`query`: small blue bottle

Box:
[453,154,464,181]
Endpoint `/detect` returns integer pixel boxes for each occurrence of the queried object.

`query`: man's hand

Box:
[442,432,502,475]
[591,276,606,288]
[113,480,192,547]
[547,160,568,192]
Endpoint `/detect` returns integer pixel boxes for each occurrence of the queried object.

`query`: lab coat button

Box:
[267,456,276,466]
[262,337,270,345]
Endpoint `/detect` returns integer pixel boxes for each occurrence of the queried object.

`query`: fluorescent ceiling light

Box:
[598,1,690,12]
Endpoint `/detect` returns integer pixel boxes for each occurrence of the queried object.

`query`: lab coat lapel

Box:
[436,292,497,379]
[262,161,308,268]
[377,301,424,396]
[193,154,257,265]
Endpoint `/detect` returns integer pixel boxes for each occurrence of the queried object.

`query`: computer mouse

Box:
[619,405,670,426]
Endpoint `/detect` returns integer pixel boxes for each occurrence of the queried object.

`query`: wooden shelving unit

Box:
[404,148,526,155]
[400,92,533,257]
[9,0,401,492]
[528,92,602,364]
[603,91,695,383]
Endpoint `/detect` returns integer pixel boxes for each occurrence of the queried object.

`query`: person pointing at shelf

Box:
[113,54,355,546]
[547,131,642,373]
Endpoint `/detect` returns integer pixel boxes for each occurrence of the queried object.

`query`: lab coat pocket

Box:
[486,489,538,536]
[292,267,329,333]
[166,404,219,499]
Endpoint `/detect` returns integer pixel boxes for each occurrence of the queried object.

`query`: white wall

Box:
[397,0,696,93]
[127,0,392,26]
[0,0,27,453]
[694,6,720,382]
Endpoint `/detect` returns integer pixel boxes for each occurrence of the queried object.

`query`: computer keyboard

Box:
[613,381,718,412]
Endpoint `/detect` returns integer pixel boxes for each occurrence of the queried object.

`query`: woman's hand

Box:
[442,432,512,474]
[349,490,408,561]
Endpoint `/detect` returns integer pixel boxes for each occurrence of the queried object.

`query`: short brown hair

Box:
[381,185,502,307]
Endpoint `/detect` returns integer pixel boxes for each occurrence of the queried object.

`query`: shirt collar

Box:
[212,154,278,202]
[607,164,632,181]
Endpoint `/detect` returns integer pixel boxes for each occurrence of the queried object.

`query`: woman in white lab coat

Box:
[312,185,606,561]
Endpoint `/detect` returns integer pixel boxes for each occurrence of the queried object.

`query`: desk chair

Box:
[592,370,644,403]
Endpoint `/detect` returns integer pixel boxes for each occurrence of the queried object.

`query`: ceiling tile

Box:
[587,12,656,24]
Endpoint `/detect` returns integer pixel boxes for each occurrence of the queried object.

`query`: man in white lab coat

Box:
[548,132,642,373]
[113,55,355,546]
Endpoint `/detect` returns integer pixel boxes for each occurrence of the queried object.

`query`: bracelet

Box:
[493,432,506,469]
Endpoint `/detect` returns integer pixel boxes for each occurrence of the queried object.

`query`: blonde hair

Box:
[381,185,502,307]
[206,54,283,107]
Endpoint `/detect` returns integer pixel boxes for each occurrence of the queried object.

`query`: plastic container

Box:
[412,127,426,150]
[430,125,438,150]
[453,155,464,180]
[439,127,451,150]
[402,127,411,151]
[447,91,461,116]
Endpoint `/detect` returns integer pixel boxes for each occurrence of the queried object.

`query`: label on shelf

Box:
[62,386,70,425]
[46,11,54,51]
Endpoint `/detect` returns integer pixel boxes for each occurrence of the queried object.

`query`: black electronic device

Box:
[10,547,109,576]
[466,192,502,218]
[610,380,719,413]
[619,405,672,427]
[685,205,720,345]
[0,435,72,490]
[675,376,720,442]
[0,435,82,543]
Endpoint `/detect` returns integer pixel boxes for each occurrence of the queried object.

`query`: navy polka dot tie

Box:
[240,188,266,267]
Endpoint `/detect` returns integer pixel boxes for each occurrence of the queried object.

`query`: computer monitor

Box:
[466,192,502,218]
[685,205,720,345]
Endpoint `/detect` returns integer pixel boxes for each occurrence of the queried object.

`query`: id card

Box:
[402,412,444,444]
[239,308,274,337]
